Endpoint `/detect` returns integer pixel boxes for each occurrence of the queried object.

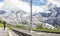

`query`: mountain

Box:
[0,0,60,29]
[33,12,51,17]
[44,4,60,26]
[29,3,60,28]
[1,9,27,24]
[0,10,6,15]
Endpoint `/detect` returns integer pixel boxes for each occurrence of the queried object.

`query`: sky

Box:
[0,0,3,2]
[0,0,3,10]
[0,0,47,6]
[23,0,47,6]
[2,0,48,13]
[0,0,60,14]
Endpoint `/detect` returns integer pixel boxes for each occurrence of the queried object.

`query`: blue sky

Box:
[0,0,3,2]
[0,0,47,6]
[23,0,48,6]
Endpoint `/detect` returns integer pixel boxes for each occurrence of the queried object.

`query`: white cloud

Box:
[17,1,30,13]
[3,0,19,11]
[3,0,48,13]
[2,0,60,14]
[48,0,60,7]
[0,2,4,10]
[17,0,48,13]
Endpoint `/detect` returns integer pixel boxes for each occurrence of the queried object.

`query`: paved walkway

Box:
[0,28,8,36]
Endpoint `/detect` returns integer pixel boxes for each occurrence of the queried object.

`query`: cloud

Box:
[48,0,60,7]
[2,0,60,14]
[3,0,48,13]
[3,0,19,11]
[0,2,4,10]
[17,0,49,13]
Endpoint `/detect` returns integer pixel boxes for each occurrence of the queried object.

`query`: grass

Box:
[0,23,4,28]
[34,28,60,33]
[7,24,30,30]
[7,24,60,33]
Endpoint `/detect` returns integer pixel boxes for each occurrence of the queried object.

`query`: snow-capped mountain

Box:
[0,0,60,29]
[0,10,6,15]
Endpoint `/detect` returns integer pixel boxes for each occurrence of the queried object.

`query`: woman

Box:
[3,21,6,30]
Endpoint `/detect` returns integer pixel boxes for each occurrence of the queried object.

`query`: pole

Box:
[29,0,32,32]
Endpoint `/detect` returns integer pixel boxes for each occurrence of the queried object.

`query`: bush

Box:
[37,24,44,29]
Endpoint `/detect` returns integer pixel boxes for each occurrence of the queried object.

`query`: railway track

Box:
[11,29,32,36]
